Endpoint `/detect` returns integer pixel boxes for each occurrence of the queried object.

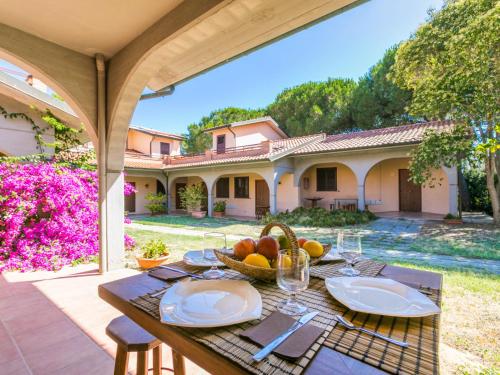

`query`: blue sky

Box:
[132,0,443,134]
[1,0,443,135]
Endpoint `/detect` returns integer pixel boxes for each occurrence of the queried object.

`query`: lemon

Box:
[271,255,292,269]
[303,240,324,258]
[243,253,271,268]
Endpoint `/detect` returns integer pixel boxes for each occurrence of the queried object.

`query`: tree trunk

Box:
[485,153,500,225]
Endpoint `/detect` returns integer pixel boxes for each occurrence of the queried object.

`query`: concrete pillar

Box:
[269,177,278,215]
[357,184,365,211]
[105,171,125,270]
[204,178,216,217]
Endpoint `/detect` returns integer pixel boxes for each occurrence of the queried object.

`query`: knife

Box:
[158,265,204,280]
[252,311,319,362]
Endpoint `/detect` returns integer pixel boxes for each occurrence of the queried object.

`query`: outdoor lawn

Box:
[126,215,500,374]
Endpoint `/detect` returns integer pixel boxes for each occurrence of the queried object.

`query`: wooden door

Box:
[175,183,186,210]
[255,180,270,218]
[216,135,226,153]
[124,182,136,213]
[399,169,422,212]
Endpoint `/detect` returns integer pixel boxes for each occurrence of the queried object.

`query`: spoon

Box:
[335,315,409,348]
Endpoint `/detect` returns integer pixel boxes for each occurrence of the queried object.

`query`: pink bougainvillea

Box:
[0,163,135,272]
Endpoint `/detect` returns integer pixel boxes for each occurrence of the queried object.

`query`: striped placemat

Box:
[324,287,441,375]
[130,260,440,375]
[131,271,342,375]
[310,258,385,279]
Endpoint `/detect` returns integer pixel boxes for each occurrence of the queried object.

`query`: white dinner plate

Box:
[159,279,262,327]
[183,250,225,267]
[325,277,440,317]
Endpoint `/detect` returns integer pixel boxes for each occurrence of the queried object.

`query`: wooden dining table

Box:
[98,264,442,375]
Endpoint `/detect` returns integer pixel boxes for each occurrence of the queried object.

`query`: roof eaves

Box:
[268,134,326,162]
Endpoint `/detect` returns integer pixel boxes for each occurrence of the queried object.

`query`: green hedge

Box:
[262,207,376,227]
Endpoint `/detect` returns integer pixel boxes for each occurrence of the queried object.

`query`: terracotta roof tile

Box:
[293,121,455,155]
[125,121,455,170]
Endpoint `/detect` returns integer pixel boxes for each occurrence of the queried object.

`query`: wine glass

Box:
[202,232,226,279]
[337,232,362,276]
[276,248,310,315]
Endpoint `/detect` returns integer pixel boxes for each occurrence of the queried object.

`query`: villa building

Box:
[123,117,458,218]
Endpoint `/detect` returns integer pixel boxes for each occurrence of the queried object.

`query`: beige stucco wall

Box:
[277,173,300,212]
[300,163,358,210]
[210,122,284,150]
[125,176,159,214]
[365,158,449,214]
[213,173,267,217]
[127,128,181,156]
[0,94,55,156]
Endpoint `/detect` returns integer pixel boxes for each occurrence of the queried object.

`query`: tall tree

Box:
[182,107,266,154]
[350,46,414,129]
[267,78,356,136]
[390,0,499,223]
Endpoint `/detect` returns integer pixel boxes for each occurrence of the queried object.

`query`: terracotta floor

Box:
[0,264,209,375]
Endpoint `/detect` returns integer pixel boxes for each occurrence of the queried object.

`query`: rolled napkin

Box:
[240,311,323,361]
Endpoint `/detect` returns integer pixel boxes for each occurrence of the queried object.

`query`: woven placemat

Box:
[131,270,344,375]
[324,287,441,375]
[131,261,440,375]
[310,258,385,279]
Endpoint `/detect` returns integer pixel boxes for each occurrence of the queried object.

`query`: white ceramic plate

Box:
[159,279,262,327]
[183,250,225,267]
[325,277,440,317]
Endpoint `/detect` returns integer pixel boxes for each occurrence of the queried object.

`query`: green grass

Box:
[409,225,500,261]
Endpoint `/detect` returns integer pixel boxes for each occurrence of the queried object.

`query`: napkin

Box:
[148,267,188,281]
[240,311,323,361]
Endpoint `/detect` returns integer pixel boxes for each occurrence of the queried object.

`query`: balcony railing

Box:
[164,141,270,166]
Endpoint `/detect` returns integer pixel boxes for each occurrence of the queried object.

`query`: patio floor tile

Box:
[0,264,209,375]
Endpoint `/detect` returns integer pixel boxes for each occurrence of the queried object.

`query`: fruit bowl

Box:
[214,222,331,282]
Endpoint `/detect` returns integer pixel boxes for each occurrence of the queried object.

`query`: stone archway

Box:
[297,162,359,211]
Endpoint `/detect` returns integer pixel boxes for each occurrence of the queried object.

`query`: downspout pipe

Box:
[95,53,107,273]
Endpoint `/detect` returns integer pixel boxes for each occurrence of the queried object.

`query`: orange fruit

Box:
[302,240,324,258]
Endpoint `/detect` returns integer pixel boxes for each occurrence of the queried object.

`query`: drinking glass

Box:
[276,248,310,315]
[202,232,226,279]
[337,232,362,276]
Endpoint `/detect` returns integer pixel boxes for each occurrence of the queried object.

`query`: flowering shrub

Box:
[0,163,135,272]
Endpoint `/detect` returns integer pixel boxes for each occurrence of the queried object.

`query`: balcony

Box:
[164,141,270,166]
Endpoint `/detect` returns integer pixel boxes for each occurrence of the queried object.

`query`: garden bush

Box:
[262,207,376,227]
[0,162,135,272]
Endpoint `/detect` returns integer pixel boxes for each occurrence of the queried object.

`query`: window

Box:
[160,142,170,155]
[234,176,249,198]
[316,167,337,191]
[216,134,226,153]
[216,177,229,198]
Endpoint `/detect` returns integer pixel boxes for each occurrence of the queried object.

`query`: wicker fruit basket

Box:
[214,222,331,281]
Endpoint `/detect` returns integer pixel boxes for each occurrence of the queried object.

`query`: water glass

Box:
[202,232,226,279]
[337,232,362,276]
[276,249,310,315]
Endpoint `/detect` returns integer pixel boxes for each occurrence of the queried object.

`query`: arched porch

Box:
[364,157,452,216]
[298,162,359,211]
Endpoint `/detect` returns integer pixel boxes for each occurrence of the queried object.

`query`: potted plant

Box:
[136,239,170,269]
[213,200,226,218]
[178,183,207,218]
[145,192,166,215]
[443,213,463,224]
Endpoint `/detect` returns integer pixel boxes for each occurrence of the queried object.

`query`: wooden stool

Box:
[106,316,174,375]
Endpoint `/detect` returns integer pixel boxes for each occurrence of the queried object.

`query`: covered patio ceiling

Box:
[0,0,362,91]
[0,0,363,271]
